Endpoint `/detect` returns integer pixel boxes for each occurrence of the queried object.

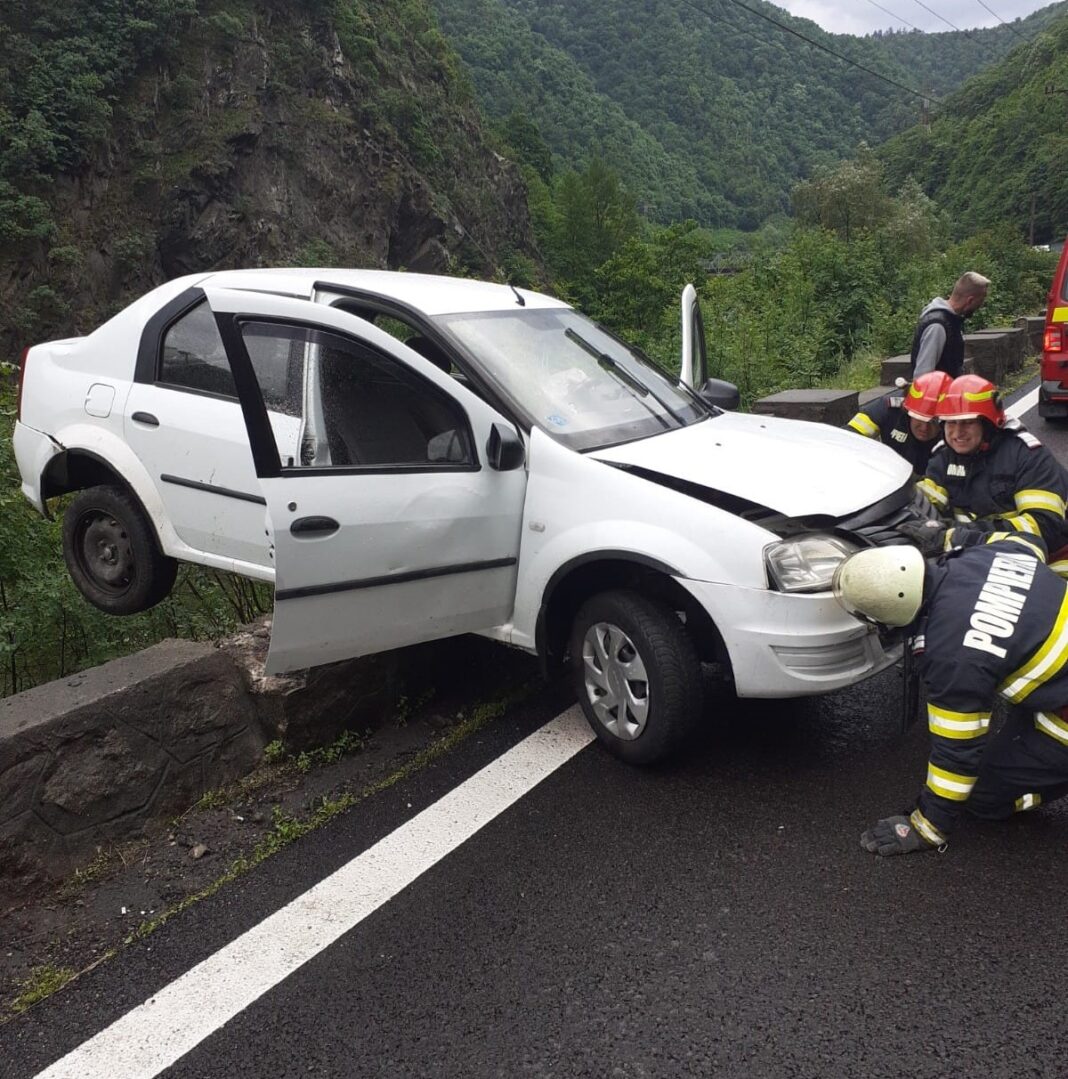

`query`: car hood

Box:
[589,411,912,518]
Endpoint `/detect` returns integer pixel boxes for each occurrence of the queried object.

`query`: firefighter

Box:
[833,536,1068,855]
[909,375,1068,558]
[846,371,951,475]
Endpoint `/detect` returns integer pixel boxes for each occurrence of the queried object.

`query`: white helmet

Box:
[832,545,926,627]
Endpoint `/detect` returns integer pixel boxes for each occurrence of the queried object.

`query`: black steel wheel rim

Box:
[75,510,136,595]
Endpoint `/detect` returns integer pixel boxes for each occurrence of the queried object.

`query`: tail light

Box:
[1046,325,1065,355]
[16,346,29,420]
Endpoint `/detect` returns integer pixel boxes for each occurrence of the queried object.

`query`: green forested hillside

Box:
[0,0,536,352]
[880,10,1068,243]
[432,0,1067,228]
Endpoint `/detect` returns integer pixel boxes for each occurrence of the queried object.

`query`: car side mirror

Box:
[486,423,525,471]
[698,378,740,411]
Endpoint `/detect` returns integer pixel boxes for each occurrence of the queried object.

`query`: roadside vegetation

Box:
[515,141,1055,404]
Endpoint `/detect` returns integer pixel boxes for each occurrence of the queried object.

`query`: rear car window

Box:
[160,302,237,398]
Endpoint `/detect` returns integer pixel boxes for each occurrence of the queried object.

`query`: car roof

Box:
[69,269,570,367]
[201,268,570,317]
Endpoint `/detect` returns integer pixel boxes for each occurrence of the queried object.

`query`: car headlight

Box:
[764,534,860,594]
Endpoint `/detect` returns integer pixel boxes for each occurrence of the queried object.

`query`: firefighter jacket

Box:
[908,534,1068,843]
[846,391,936,475]
[917,425,1068,557]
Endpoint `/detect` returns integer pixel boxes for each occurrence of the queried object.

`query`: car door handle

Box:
[290,516,339,537]
[131,411,159,427]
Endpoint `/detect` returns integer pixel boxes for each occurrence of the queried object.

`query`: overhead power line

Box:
[676,0,942,106]
[910,0,981,40]
[864,0,922,32]
[973,0,1031,42]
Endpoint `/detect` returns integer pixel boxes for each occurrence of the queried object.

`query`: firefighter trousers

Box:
[965,706,1068,820]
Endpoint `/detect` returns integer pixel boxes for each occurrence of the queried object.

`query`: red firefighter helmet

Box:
[937,374,1005,427]
[904,371,952,421]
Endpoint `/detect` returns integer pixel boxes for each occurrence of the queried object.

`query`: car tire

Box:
[569,590,703,764]
[62,485,178,614]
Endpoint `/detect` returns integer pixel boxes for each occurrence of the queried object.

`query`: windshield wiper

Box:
[565,328,647,394]
[564,328,686,426]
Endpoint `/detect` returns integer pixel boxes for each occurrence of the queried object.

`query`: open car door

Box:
[201,286,527,673]
[679,284,708,391]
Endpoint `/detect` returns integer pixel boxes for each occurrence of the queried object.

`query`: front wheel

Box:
[569,590,703,764]
[62,485,178,614]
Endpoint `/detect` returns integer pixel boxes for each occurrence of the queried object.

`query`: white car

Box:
[14,269,913,762]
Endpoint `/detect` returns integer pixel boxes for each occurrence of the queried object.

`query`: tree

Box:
[792,148,890,242]
[499,110,554,183]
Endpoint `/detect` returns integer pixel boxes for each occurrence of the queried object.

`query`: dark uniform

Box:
[846,390,935,475]
[909,304,965,379]
[917,422,1068,556]
[908,535,1068,845]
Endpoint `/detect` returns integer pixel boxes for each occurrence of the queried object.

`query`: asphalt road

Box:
[5,385,1068,1079]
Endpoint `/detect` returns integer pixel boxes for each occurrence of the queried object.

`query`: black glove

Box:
[860,815,939,856]
[896,517,948,555]
[910,487,942,522]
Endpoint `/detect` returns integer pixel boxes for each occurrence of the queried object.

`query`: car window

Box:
[241,328,304,418]
[330,300,467,383]
[436,307,708,451]
[160,301,237,398]
[239,321,474,470]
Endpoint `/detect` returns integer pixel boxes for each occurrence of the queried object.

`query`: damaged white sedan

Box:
[14,269,913,762]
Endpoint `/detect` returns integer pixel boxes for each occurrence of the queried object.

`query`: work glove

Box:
[860,815,939,857]
[910,486,942,522]
[896,517,948,555]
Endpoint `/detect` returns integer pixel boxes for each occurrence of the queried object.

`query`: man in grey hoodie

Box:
[909,271,990,379]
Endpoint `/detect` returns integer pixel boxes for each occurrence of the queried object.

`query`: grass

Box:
[11,965,77,1013]
[819,350,884,392]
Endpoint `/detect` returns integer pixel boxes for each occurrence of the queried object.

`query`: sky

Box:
[776,0,1054,36]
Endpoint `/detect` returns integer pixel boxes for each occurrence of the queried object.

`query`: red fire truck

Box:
[1039,238,1068,421]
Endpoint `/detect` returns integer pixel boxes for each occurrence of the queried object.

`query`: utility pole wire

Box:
[910,0,982,40]
[864,0,922,32]
[973,0,1031,42]
[675,0,942,106]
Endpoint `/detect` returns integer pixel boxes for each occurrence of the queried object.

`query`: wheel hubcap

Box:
[581,621,650,740]
[79,513,135,592]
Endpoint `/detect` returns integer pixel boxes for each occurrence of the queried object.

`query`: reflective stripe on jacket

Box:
[846,392,934,475]
[922,428,1068,554]
[914,538,1068,838]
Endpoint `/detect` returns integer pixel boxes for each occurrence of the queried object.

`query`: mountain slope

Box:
[432,0,1067,228]
[0,0,536,354]
[879,9,1068,242]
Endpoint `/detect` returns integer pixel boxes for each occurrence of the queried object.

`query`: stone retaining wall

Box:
[0,621,407,902]
[760,323,1040,425]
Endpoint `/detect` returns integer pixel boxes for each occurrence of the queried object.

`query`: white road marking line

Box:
[1007,386,1039,420]
[35,707,595,1079]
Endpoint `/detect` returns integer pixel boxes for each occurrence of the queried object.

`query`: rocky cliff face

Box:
[1,1,537,353]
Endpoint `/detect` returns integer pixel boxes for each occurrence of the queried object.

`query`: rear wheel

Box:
[569,590,703,764]
[62,485,178,614]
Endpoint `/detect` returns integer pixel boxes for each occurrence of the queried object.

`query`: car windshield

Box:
[435,307,709,450]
